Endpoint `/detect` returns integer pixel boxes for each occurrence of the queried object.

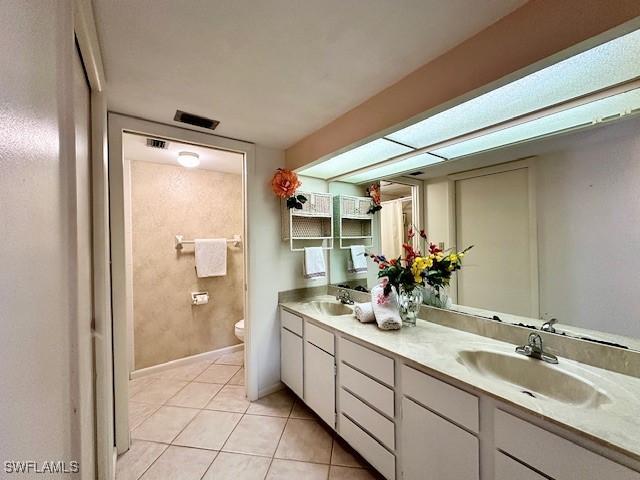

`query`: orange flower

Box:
[271,168,301,199]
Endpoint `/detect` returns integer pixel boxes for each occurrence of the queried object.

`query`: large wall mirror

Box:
[326,116,640,351]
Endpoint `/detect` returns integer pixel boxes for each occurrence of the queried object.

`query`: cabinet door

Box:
[304,341,335,428]
[402,398,479,480]
[281,328,303,398]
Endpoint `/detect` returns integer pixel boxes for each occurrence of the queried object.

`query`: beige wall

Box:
[130,160,244,369]
[286,0,640,169]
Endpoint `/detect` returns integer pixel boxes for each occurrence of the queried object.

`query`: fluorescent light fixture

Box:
[298,138,413,179]
[177,151,200,168]
[341,152,444,184]
[432,88,640,159]
[387,28,640,150]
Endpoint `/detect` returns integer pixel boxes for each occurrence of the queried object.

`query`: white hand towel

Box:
[195,238,227,277]
[354,302,375,323]
[303,247,326,279]
[348,245,368,274]
[371,284,402,330]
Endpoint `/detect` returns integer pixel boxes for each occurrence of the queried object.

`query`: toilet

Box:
[234,319,245,342]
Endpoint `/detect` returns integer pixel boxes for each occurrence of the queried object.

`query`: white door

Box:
[455,166,537,317]
[73,44,96,480]
[281,328,303,398]
[402,398,479,480]
[304,342,335,427]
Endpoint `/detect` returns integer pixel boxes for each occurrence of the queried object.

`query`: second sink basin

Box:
[457,349,610,408]
[310,301,354,316]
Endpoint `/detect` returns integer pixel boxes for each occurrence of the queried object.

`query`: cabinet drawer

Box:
[495,452,546,480]
[495,410,640,480]
[341,414,395,480]
[305,321,334,355]
[402,365,478,433]
[340,388,395,450]
[281,309,303,336]
[341,363,394,417]
[340,337,394,386]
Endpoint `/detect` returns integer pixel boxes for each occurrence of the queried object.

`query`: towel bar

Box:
[175,234,242,250]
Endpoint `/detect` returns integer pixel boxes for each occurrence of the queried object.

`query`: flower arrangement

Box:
[366,183,382,214]
[271,168,308,209]
[370,227,473,296]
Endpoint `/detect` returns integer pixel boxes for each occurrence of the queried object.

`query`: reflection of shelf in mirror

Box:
[341,236,373,239]
[290,212,333,218]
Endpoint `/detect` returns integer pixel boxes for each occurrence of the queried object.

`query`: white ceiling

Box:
[123,132,244,174]
[93,0,526,148]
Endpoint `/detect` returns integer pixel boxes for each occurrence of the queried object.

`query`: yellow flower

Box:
[411,256,430,283]
[449,254,458,264]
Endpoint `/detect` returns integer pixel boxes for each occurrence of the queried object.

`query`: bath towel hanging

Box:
[195,238,227,277]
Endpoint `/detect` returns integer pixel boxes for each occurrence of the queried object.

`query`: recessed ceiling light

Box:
[177,151,200,168]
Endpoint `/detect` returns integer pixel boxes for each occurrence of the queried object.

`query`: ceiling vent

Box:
[146,138,168,149]
[174,110,220,130]
[409,171,425,176]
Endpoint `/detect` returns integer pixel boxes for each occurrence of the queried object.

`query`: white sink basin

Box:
[310,301,354,317]
[457,349,610,408]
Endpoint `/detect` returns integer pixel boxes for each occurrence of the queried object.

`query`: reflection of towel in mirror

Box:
[303,247,326,279]
[354,302,375,323]
[347,245,368,274]
[371,284,401,330]
[194,239,227,277]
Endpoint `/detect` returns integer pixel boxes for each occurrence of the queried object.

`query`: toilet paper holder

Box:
[191,291,209,305]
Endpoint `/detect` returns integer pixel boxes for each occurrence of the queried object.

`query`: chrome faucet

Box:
[335,288,355,305]
[541,318,558,333]
[516,332,558,364]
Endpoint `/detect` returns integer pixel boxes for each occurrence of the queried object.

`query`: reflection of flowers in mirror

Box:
[366,183,382,214]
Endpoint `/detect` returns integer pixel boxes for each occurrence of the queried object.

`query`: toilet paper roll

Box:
[192,293,209,305]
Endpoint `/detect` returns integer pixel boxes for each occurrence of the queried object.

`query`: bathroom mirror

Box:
[327,114,640,351]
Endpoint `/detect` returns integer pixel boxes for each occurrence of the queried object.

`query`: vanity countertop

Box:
[280,295,640,462]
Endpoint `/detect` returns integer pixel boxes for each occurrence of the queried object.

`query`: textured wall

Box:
[131,161,244,369]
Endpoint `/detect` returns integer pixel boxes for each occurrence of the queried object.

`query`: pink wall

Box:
[285,0,640,170]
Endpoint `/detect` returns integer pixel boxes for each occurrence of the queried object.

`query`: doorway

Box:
[379,180,421,259]
[108,114,255,455]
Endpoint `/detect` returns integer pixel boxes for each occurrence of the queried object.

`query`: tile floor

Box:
[118,348,380,480]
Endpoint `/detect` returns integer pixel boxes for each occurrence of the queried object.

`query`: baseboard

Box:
[130,343,244,380]
[259,381,285,398]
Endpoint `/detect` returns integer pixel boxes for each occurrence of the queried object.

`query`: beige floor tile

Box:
[173,410,242,450]
[266,459,329,480]
[202,452,271,480]
[139,445,217,480]
[196,364,242,384]
[205,385,250,413]
[329,466,376,480]
[227,367,245,385]
[246,390,294,417]
[132,406,199,444]
[275,418,333,464]
[128,402,160,430]
[150,360,212,382]
[331,439,365,468]
[289,400,314,419]
[115,439,167,480]
[166,382,224,409]
[130,378,189,405]
[215,350,244,366]
[222,414,287,457]
[128,376,156,399]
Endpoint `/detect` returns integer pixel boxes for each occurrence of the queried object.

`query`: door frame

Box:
[448,158,540,317]
[107,113,256,454]
[73,1,112,478]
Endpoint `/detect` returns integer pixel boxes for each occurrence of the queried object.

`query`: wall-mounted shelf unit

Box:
[334,195,374,249]
[282,191,334,251]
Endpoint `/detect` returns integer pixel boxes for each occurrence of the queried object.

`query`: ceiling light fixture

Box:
[177,151,200,168]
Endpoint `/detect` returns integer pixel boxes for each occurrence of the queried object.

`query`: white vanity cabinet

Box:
[280,309,303,398]
[304,322,336,428]
[401,365,480,480]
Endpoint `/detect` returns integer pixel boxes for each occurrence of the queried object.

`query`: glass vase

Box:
[423,285,449,309]
[398,285,423,327]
